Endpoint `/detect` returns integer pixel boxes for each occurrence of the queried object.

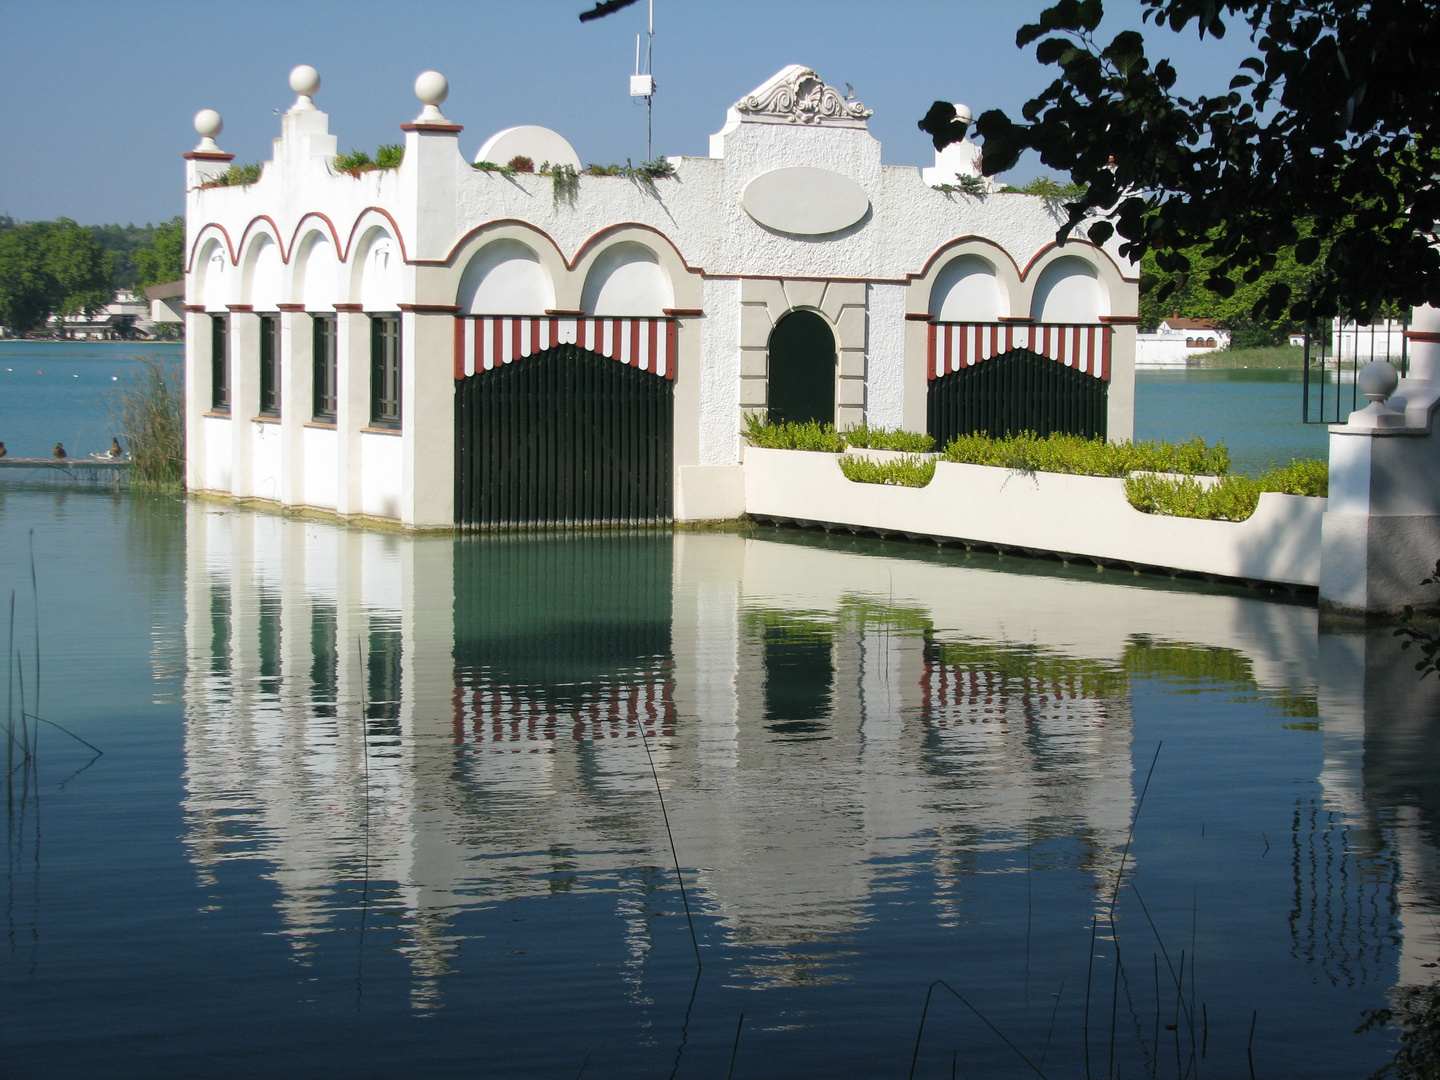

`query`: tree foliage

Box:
[971,0,1440,323]
[0,219,113,333]
[89,222,156,291]
[1138,232,1320,341]
[132,216,185,297]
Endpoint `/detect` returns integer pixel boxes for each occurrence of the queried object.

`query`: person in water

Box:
[53,443,66,459]
[0,442,6,459]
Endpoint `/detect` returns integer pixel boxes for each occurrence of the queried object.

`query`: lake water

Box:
[2,346,1433,1079]
[1134,368,1339,476]
[0,341,183,459]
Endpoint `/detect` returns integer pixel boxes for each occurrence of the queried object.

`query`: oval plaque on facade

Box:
[740,167,870,236]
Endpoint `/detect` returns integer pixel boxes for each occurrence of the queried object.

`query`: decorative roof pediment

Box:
[734,65,872,128]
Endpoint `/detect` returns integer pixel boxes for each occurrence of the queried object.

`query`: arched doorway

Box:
[455,343,673,528]
[767,310,835,425]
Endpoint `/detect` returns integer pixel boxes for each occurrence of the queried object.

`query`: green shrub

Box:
[472,159,517,175]
[336,145,404,174]
[1125,474,1262,521]
[839,454,936,488]
[335,149,373,172]
[743,413,845,452]
[932,174,988,197]
[1258,458,1328,496]
[941,431,1230,478]
[843,424,935,453]
[547,163,581,207]
[206,162,263,188]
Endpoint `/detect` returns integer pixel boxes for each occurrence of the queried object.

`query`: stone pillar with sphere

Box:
[1319,306,1440,615]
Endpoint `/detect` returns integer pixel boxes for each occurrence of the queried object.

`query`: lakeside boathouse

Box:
[182,64,1140,530]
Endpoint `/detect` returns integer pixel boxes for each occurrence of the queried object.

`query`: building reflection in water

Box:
[180,506,1440,1017]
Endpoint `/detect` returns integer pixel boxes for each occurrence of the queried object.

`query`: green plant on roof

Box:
[335,144,404,176]
[932,174,989,198]
[205,162,263,188]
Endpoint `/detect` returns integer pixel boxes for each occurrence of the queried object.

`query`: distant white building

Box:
[46,290,154,340]
[147,280,185,326]
[1135,317,1230,367]
[1333,317,1406,362]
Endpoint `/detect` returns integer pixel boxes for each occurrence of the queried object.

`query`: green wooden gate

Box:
[455,343,673,528]
[928,348,1108,445]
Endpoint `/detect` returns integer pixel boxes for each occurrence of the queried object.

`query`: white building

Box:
[183,65,1139,529]
[1134,317,1230,367]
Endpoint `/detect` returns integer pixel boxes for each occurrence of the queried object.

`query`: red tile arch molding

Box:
[454,316,678,380]
[928,322,1111,381]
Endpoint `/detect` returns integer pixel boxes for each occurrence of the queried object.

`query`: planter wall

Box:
[743,447,1325,587]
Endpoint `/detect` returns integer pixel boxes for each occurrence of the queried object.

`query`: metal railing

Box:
[1302,316,1408,424]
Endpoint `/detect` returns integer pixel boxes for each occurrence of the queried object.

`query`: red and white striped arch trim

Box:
[451,666,676,744]
[928,322,1111,381]
[454,315,676,380]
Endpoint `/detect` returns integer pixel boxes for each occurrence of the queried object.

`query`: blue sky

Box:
[0,1,1259,227]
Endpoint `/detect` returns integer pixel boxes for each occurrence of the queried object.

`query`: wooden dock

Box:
[0,457,129,475]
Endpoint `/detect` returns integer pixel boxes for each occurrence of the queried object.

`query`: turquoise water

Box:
[0,341,182,459]
[1135,368,1337,475]
[0,347,1432,1078]
[0,491,1434,1079]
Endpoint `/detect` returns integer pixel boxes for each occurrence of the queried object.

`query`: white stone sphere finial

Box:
[1358,358,1400,403]
[413,70,451,123]
[952,103,973,131]
[193,109,224,153]
[289,65,320,110]
[415,70,448,106]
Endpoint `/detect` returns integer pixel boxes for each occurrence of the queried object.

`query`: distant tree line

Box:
[0,215,183,335]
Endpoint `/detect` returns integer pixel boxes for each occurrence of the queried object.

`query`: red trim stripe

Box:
[926,322,1113,381]
[453,316,678,380]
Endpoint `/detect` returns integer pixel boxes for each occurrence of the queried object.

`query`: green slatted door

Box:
[455,344,673,528]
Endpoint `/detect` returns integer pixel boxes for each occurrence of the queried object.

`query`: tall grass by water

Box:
[111,357,184,489]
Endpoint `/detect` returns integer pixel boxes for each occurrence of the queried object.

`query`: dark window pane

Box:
[312,314,337,422]
[210,314,229,412]
[258,314,280,416]
[369,314,401,428]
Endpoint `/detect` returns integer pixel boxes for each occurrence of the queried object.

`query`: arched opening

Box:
[767,310,835,426]
[580,242,671,316]
[932,255,1003,322]
[457,239,553,315]
[1030,256,1103,322]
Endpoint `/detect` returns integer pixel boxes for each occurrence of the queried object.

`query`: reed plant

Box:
[112,357,185,489]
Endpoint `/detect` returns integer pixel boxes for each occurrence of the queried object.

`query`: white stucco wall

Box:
[865,284,905,428]
[360,432,403,520]
[699,277,741,466]
[203,416,233,491]
[303,426,339,510]
[251,421,283,502]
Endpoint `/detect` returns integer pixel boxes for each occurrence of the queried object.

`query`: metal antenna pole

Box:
[646,0,654,161]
